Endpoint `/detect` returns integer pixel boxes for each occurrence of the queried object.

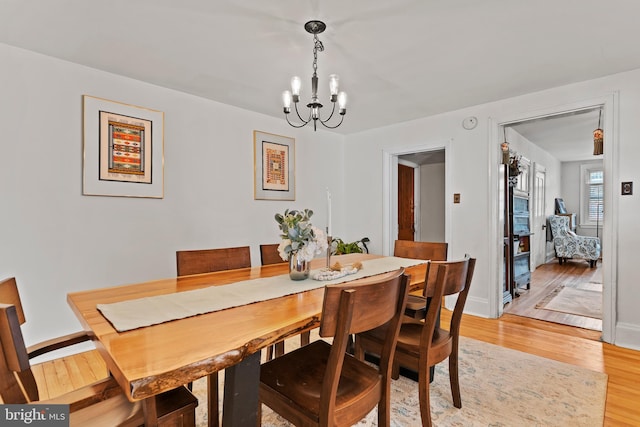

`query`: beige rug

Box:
[193,336,607,426]
[536,285,603,319]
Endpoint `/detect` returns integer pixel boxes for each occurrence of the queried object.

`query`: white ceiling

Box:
[509,108,603,162]
[1,1,638,158]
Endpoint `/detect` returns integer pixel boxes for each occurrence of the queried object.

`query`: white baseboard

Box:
[615,322,640,351]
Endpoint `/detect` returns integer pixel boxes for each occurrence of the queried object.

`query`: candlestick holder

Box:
[326,235,333,269]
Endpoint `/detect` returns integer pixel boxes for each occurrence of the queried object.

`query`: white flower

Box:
[296,227,329,262]
[275,209,328,262]
[278,239,292,261]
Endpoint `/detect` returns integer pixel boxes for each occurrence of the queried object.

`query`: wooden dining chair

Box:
[0,277,198,426]
[176,246,251,427]
[259,243,285,266]
[259,243,311,361]
[176,246,251,276]
[259,268,410,427]
[354,257,476,427]
[394,240,448,262]
[394,240,448,318]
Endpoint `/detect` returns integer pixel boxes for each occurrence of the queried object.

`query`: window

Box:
[580,164,603,227]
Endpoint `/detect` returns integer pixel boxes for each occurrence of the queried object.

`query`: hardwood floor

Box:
[504,257,603,333]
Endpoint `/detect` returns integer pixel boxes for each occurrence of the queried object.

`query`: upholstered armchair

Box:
[549,215,600,267]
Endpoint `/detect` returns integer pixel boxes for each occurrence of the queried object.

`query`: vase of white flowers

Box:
[275,208,328,280]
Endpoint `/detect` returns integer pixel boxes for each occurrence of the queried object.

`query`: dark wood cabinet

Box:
[503,164,531,303]
[512,195,531,292]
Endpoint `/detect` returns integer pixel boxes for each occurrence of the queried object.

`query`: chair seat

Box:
[361,321,453,367]
[405,294,427,319]
[260,340,382,425]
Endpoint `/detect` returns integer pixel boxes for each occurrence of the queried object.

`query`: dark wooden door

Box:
[398,164,415,241]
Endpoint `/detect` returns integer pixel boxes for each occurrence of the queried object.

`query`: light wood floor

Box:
[504,257,603,333]
[32,297,639,426]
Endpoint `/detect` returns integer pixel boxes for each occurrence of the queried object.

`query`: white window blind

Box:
[580,164,604,227]
[587,170,604,222]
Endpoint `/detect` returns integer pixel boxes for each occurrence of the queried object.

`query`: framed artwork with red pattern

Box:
[253,130,295,200]
[83,95,164,198]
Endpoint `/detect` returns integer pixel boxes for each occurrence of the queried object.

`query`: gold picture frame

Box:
[83,95,164,198]
[253,131,295,200]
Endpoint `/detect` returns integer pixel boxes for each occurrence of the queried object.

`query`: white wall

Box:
[419,162,445,242]
[344,69,640,350]
[0,43,345,347]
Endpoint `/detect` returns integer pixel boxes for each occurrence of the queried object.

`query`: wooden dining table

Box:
[67,253,427,426]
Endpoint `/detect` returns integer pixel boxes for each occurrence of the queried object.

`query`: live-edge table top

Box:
[67,253,426,402]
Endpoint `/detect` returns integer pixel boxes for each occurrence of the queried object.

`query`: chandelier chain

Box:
[312,33,323,76]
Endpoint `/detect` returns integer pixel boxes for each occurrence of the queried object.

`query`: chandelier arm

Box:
[285,114,311,128]
[293,101,311,123]
[319,114,345,129]
[318,102,337,124]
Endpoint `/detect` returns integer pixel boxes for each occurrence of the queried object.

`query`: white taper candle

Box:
[326,188,332,236]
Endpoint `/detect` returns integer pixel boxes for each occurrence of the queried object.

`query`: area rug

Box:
[536,285,603,319]
[192,336,607,426]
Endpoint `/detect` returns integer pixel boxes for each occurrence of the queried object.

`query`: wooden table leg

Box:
[222,351,261,427]
[142,396,159,427]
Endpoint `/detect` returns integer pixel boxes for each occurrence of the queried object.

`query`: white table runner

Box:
[97,256,425,332]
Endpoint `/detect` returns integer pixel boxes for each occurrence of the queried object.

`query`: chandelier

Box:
[282,20,347,131]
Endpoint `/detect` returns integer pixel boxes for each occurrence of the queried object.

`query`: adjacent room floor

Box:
[503,258,603,336]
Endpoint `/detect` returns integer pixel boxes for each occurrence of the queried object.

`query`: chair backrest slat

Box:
[394,240,448,262]
[260,244,285,266]
[0,277,25,325]
[0,303,34,403]
[0,278,41,403]
[176,246,251,276]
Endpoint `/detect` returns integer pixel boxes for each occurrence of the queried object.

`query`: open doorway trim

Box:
[488,92,619,344]
[382,141,452,256]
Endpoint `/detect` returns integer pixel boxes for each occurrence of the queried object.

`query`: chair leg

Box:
[207,372,219,427]
[391,361,400,380]
[274,341,285,358]
[449,353,462,408]
[418,364,433,427]
[265,345,274,361]
[300,331,310,346]
[377,378,392,427]
[353,336,364,360]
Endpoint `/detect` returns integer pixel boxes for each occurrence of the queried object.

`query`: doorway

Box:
[383,144,450,256]
[500,113,603,333]
[397,151,446,244]
[491,93,618,344]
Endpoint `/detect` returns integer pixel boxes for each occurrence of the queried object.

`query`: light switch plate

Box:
[453,193,461,203]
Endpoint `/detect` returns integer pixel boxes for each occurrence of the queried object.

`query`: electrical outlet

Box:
[453,193,461,203]
[622,182,633,195]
